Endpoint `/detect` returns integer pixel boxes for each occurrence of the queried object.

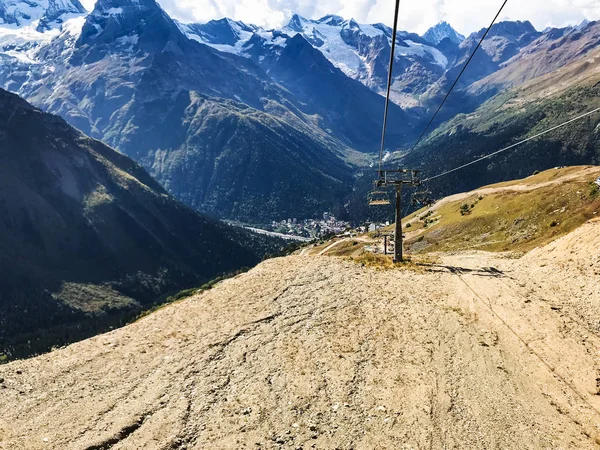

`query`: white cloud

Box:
[79,0,599,35]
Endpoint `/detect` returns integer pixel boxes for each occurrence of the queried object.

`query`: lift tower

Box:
[375,169,422,262]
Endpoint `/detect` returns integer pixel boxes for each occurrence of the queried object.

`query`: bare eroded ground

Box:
[1,221,600,449]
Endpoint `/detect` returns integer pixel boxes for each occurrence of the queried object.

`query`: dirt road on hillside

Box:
[1,223,600,449]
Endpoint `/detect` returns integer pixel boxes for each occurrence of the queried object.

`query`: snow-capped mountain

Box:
[281,15,448,74]
[0,0,86,30]
[181,14,450,108]
[0,0,416,221]
[429,20,542,95]
[180,18,289,60]
[178,14,414,149]
[422,21,465,46]
[0,0,85,65]
[576,19,590,31]
[180,18,257,48]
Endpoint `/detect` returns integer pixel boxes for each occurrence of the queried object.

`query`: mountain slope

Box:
[248,33,413,151]
[184,14,449,109]
[133,92,355,221]
[179,17,416,151]
[399,66,600,198]
[466,20,600,102]
[402,166,600,254]
[1,185,599,448]
[0,87,282,359]
[422,21,543,112]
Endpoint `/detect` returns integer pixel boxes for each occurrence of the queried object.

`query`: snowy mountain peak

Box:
[316,14,343,26]
[182,17,257,46]
[342,18,360,31]
[77,0,182,54]
[92,0,158,15]
[0,0,86,31]
[286,13,307,32]
[576,19,590,31]
[422,21,465,46]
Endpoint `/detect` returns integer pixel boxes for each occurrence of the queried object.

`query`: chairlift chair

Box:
[412,190,434,207]
[368,190,391,206]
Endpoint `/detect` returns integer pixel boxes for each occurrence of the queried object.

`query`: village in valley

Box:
[267,213,391,239]
[268,213,353,239]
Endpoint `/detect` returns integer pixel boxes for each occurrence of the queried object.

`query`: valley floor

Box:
[1,221,600,449]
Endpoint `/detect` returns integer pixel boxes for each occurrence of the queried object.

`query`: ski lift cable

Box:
[423,106,600,182]
[410,0,509,152]
[378,0,402,173]
[404,193,414,217]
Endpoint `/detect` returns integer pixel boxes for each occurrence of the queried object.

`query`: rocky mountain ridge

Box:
[422,20,465,45]
[184,14,452,108]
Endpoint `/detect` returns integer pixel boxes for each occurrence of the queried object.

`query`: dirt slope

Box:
[1,217,600,449]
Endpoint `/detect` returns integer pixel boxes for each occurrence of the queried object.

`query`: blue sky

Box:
[81,0,599,35]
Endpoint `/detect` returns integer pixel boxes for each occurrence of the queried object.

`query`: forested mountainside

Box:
[397,43,600,200]
[138,93,355,221]
[0,87,283,360]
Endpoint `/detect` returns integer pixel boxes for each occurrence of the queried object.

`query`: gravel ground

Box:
[1,221,600,449]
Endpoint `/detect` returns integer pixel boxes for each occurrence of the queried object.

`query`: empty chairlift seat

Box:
[368,190,391,206]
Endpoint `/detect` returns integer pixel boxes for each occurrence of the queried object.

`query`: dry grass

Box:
[350,252,395,269]
[405,167,600,254]
[488,166,591,188]
[348,252,441,273]
[326,240,366,256]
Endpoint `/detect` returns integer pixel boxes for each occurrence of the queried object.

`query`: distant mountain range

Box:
[0,0,415,221]
[0,0,598,223]
[181,14,452,108]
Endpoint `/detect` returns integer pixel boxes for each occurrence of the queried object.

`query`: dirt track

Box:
[1,222,600,449]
